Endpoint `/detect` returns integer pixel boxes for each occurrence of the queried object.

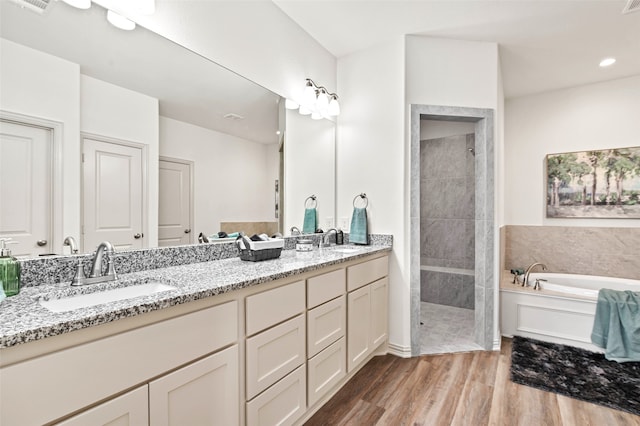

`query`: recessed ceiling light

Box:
[599,58,616,67]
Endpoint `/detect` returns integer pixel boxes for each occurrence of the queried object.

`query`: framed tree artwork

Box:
[546,146,640,218]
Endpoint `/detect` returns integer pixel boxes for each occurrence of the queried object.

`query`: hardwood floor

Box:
[305,338,640,426]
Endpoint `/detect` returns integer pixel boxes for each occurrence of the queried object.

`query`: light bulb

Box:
[316,89,329,113]
[302,81,317,106]
[107,10,136,30]
[311,111,322,120]
[299,106,311,115]
[285,99,299,110]
[62,0,91,9]
[328,96,340,116]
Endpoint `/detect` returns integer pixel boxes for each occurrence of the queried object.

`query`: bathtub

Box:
[500,272,640,351]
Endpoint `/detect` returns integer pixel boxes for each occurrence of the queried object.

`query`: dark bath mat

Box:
[510,336,640,416]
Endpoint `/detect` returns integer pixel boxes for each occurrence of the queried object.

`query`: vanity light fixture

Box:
[294,78,340,119]
[599,57,616,67]
[107,9,135,30]
[58,0,156,31]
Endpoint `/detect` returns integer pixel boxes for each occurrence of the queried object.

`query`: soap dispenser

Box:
[0,238,20,297]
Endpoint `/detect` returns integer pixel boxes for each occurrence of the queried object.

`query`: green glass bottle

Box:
[0,239,20,297]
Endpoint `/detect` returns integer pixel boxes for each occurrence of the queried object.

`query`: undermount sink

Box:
[39,282,177,313]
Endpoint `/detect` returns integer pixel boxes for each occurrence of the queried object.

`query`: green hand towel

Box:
[302,208,317,234]
[591,288,640,362]
[349,207,368,245]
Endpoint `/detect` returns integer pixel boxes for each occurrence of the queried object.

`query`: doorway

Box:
[410,105,496,356]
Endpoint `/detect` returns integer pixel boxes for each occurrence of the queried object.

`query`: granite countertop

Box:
[0,245,391,349]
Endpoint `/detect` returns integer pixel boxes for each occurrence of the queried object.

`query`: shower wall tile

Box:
[504,225,640,280]
[420,269,474,309]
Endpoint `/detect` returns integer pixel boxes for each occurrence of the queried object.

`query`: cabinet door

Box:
[347,285,371,372]
[370,277,389,348]
[246,314,306,400]
[308,337,346,407]
[149,345,239,426]
[307,295,346,358]
[246,365,306,426]
[56,385,148,426]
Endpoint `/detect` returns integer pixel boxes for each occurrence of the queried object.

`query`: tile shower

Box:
[420,133,475,310]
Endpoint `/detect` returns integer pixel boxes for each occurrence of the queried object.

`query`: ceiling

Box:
[0,1,281,144]
[272,0,640,98]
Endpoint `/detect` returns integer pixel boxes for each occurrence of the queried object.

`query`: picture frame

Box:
[546,146,640,218]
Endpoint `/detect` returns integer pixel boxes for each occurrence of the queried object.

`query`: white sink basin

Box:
[39,282,177,313]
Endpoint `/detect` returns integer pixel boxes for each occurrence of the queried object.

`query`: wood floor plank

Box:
[305,338,640,426]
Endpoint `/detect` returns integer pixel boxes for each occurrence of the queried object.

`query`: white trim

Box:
[159,156,195,245]
[81,132,149,250]
[0,110,64,253]
[387,342,412,358]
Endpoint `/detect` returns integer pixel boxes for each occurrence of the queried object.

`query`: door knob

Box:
[184,229,191,234]
[134,233,142,239]
[37,239,47,246]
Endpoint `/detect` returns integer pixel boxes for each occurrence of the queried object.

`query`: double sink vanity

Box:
[0,237,391,425]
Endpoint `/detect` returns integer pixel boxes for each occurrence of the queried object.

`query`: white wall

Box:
[0,38,81,253]
[81,75,160,247]
[504,75,640,228]
[284,111,335,233]
[115,0,337,104]
[337,38,407,352]
[159,117,276,236]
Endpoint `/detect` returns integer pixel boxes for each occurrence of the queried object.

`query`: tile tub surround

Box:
[503,225,640,280]
[1,242,391,348]
[18,233,393,288]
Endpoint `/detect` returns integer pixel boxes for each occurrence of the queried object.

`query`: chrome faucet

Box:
[290,226,301,236]
[523,262,547,287]
[63,236,79,254]
[321,229,338,248]
[71,241,117,286]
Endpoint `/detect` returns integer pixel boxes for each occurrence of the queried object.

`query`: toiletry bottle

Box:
[336,229,344,245]
[0,239,20,297]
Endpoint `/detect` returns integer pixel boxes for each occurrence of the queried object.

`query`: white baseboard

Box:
[387,342,412,358]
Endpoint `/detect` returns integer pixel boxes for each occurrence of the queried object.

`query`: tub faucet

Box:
[523,262,547,287]
[321,229,338,248]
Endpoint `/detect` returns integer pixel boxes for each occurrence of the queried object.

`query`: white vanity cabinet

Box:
[346,257,389,372]
[56,385,149,426]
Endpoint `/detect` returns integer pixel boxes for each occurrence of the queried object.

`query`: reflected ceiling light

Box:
[297,78,340,119]
[599,57,616,67]
[107,9,135,30]
[61,0,91,9]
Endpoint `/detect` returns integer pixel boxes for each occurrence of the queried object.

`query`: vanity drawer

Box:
[307,268,345,308]
[246,314,305,400]
[246,280,305,336]
[307,337,346,407]
[246,364,306,426]
[347,256,388,292]
[307,295,346,357]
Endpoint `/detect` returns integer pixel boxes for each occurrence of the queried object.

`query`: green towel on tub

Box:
[302,208,317,234]
[349,207,368,244]
[591,288,640,362]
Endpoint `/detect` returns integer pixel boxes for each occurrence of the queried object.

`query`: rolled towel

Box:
[302,208,317,234]
[349,207,368,245]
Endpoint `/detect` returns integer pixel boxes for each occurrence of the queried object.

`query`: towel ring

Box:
[353,193,368,208]
[305,195,317,209]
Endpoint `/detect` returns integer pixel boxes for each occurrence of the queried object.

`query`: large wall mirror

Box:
[0,1,335,256]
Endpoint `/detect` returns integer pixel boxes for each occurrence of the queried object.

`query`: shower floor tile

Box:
[420,302,483,355]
